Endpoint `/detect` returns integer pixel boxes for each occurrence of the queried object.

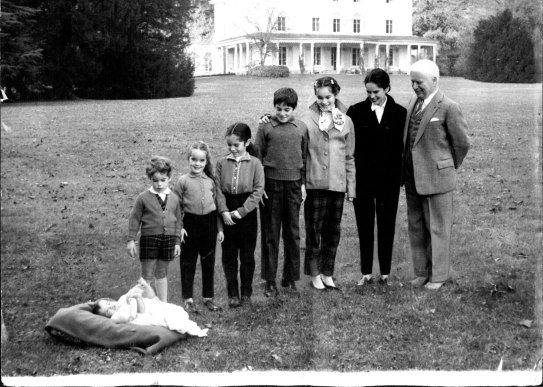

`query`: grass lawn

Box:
[1,74,542,379]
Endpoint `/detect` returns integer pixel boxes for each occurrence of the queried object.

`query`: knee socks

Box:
[155,277,168,302]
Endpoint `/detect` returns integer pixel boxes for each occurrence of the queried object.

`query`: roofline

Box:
[215,33,438,46]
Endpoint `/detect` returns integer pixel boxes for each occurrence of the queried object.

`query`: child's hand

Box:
[260,190,268,206]
[174,244,181,258]
[347,196,354,202]
[301,184,307,202]
[181,229,188,243]
[259,114,272,124]
[217,231,224,243]
[222,211,235,226]
[231,210,241,220]
[126,240,137,258]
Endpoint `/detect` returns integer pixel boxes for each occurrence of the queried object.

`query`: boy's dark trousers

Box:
[260,178,302,283]
[222,193,257,299]
[353,182,400,276]
[180,212,217,300]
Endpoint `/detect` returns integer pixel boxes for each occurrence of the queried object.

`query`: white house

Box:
[193,0,438,75]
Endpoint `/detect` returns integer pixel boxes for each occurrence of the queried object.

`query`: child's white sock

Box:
[311,275,325,289]
[321,275,335,287]
[155,277,168,302]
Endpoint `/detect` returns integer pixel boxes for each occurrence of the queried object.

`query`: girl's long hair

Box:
[225,122,255,156]
[188,141,214,179]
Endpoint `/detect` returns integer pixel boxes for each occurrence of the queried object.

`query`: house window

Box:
[204,53,212,72]
[279,47,287,66]
[353,19,360,33]
[314,47,321,65]
[352,48,360,66]
[354,0,359,2]
[386,0,392,3]
[312,18,320,31]
[277,16,286,31]
[386,20,393,33]
[333,19,340,32]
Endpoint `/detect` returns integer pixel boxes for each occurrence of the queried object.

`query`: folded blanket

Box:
[45,302,186,355]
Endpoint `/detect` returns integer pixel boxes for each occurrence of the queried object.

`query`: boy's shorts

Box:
[139,235,178,261]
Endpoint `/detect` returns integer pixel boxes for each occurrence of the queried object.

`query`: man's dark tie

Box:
[413,98,424,116]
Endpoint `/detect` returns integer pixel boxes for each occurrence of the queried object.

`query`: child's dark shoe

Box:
[184,299,199,314]
[281,279,297,290]
[203,299,221,311]
[264,282,278,297]
[240,295,251,306]
[228,297,241,308]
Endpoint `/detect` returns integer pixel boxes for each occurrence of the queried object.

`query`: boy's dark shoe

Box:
[203,299,221,312]
[281,279,297,290]
[240,295,251,306]
[264,281,279,297]
[184,300,199,314]
[228,297,241,308]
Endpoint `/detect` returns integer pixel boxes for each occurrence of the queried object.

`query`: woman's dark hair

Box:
[225,122,255,156]
[364,68,391,92]
[313,76,341,96]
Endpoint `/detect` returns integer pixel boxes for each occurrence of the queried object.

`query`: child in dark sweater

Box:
[127,156,182,303]
[254,87,308,296]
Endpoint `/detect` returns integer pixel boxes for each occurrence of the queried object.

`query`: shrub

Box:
[247,65,289,78]
[465,9,536,83]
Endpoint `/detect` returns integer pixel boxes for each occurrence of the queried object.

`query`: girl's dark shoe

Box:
[228,297,241,308]
[203,299,221,311]
[264,282,279,297]
[281,279,297,290]
[240,295,251,305]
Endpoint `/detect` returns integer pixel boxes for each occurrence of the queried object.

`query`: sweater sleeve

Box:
[215,159,229,214]
[253,123,267,162]
[300,123,309,185]
[127,193,144,242]
[173,197,182,244]
[237,158,265,218]
[345,118,356,198]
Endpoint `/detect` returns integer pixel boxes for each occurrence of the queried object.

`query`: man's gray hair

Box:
[410,59,440,81]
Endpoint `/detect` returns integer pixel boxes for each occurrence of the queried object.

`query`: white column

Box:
[234,44,238,73]
[375,44,380,69]
[221,46,225,74]
[310,42,314,73]
[246,42,250,68]
[360,41,365,71]
[385,43,390,71]
[336,41,341,73]
[275,41,279,65]
[432,44,437,62]
[417,44,421,60]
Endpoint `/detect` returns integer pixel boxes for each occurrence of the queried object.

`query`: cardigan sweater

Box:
[127,190,182,243]
[215,153,265,218]
[346,95,406,190]
[173,173,217,215]
[301,99,356,198]
[254,115,308,183]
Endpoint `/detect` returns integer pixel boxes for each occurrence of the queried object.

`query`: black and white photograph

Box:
[1,0,542,385]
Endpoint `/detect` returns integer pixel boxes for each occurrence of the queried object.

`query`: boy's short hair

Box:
[273,87,298,109]
[145,156,173,178]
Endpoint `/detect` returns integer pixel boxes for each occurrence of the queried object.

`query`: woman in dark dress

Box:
[346,69,406,286]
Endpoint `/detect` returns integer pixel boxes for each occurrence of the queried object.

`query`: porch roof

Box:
[216,32,438,46]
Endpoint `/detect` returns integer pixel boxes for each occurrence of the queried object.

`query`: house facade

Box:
[194,0,437,75]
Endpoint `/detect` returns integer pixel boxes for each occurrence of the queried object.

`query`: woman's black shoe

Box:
[264,282,279,297]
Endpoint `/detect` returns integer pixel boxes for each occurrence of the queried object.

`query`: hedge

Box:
[247,65,290,77]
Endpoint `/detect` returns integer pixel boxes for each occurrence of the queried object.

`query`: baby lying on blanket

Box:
[92,279,208,337]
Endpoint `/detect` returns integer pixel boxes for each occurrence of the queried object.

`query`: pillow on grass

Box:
[45,302,186,355]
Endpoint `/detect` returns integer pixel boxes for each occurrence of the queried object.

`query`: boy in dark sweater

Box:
[254,88,308,296]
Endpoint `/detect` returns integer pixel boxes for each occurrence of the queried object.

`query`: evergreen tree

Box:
[0,1,43,100]
[40,0,194,99]
[466,9,535,83]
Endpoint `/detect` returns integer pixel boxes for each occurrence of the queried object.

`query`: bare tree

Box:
[243,6,281,66]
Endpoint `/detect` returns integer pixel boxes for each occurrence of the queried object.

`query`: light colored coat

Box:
[402,90,470,195]
[302,100,356,198]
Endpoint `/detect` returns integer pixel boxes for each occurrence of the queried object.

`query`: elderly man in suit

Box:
[402,59,470,290]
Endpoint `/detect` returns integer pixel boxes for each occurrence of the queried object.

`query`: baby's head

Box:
[92,298,119,318]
